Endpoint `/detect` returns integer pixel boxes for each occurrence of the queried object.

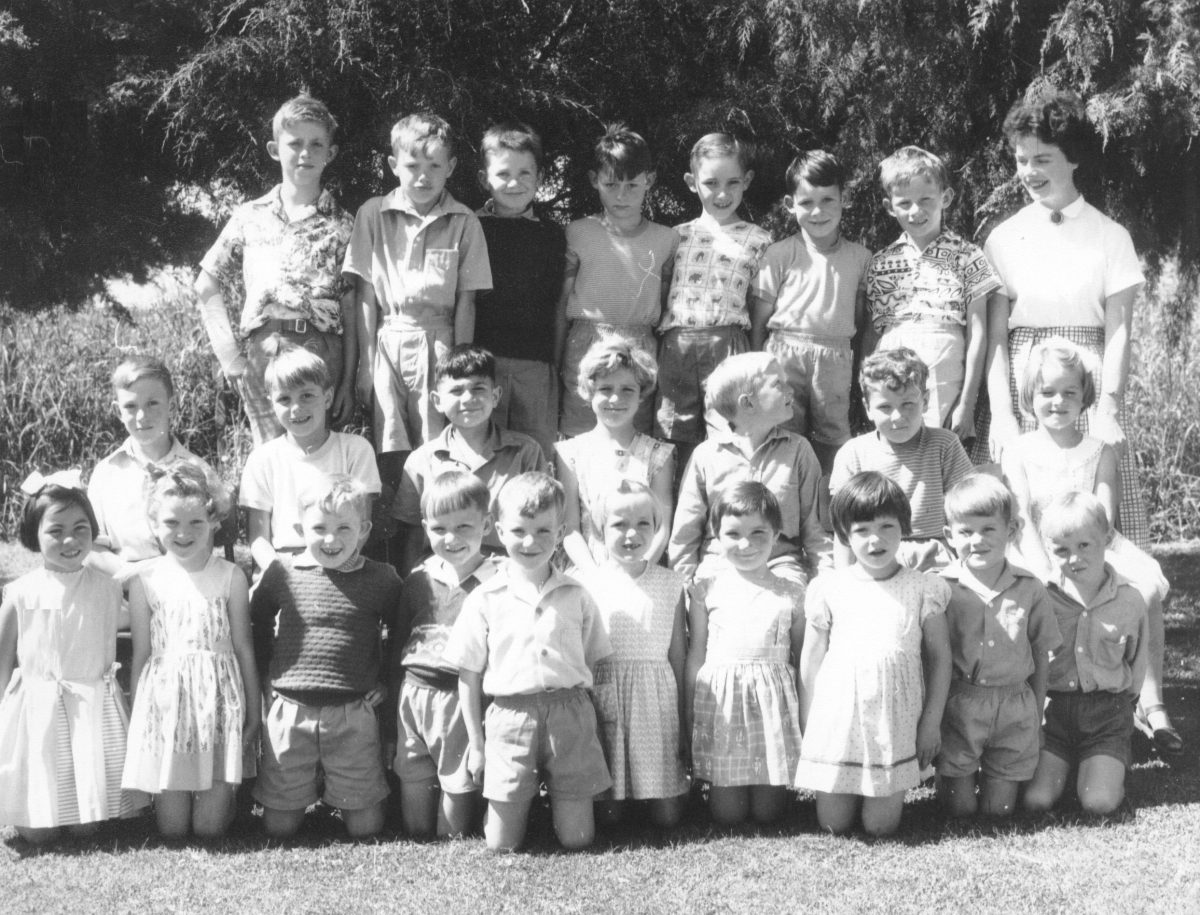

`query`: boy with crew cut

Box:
[445,472,613,852]
[865,146,999,438]
[196,94,357,446]
[343,112,493,494]
[474,121,566,459]
[937,475,1061,818]
[394,344,547,575]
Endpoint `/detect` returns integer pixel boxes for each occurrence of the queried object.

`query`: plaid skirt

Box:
[972,325,1149,548]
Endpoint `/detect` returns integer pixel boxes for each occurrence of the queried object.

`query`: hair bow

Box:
[20,468,85,495]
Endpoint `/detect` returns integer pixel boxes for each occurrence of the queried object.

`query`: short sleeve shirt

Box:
[564,215,678,325]
[199,185,353,334]
[752,234,871,339]
[1046,567,1147,695]
[659,219,772,331]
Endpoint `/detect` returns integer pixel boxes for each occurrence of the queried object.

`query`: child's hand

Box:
[364,683,387,708]
[466,743,485,787]
[224,353,249,381]
[916,712,941,769]
[987,411,1021,461]
[948,402,975,442]
[243,707,262,753]
[331,381,355,429]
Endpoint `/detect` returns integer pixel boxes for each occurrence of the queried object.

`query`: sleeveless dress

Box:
[0,567,147,828]
[586,563,688,801]
[690,572,804,788]
[555,432,674,563]
[122,556,249,792]
[795,567,949,797]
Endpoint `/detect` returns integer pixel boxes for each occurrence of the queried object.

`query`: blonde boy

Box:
[750,151,871,472]
[656,133,772,449]
[343,112,493,490]
[937,475,1061,818]
[865,146,1000,437]
[196,95,356,446]
[668,352,830,583]
[444,473,612,852]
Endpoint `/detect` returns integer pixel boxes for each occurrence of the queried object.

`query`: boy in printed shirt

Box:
[196,94,356,445]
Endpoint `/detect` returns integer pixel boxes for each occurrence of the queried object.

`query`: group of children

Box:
[0,93,1167,850]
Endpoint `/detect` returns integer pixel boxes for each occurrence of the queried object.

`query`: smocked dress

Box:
[587,563,688,800]
[795,567,949,796]
[690,572,804,787]
[122,556,249,792]
[0,567,147,828]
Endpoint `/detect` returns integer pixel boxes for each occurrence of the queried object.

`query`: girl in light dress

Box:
[0,474,148,843]
[795,472,952,837]
[685,482,804,826]
[1001,338,1180,757]
[121,463,260,838]
[556,336,675,569]
[581,480,688,828]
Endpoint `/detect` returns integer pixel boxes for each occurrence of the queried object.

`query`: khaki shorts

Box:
[483,687,612,803]
[493,356,558,461]
[766,330,853,445]
[655,326,749,443]
[1042,690,1134,767]
[394,679,477,795]
[898,538,954,572]
[254,694,390,812]
[938,679,1040,781]
[373,319,452,453]
[559,321,655,437]
[877,323,965,428]
[240,322,344,446]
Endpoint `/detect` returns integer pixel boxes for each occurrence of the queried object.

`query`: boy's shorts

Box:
[766,331,853,445]
[394,679,477,795]
[877,323,965,429]
[373,317,452,453]
[559,320,655,437]
[898,537,954,572]
[1042,690,1134,768]
[655,326,749,443]
[482,687,612,803]
[938,679,1040,781]
[254,693,390,812]
[240,321,345,446]
[493,355,558,461]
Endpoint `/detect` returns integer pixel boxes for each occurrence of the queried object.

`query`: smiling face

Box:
[269,121,336,191]
[885,174,952,249]
[602,492,658,569]
[1044,520,1110,590]
[390,140,456,215]
[686,155,751,226]
[432,374,500,432]
[298,503,370,570]
[846,514,903,579]
[716,510,778,574]
[496,504,562,574]
[153,494,215,571]
[38,501,93,573]
[589,367,643,431]
[787,178,843,246]
[1032,360,1087,432]
[945,511,1016,577]
[114,378,172,456]
[1011,134,1079,211]
[864,382,927,444]
[270,381,332,448]
[590,167,652,229]
[479,148,540,217]
[424,506,490,571]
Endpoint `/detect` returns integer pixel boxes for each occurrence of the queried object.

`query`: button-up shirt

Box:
[1046,566,1147,695]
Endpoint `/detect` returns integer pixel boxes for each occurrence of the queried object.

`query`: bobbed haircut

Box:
[145,460,232,523]
[689,132,754,173]
[704,351,777,423]
[496,471,564,520]
[261,335,330,393]
[944,473,1017,526]
[296,473,371,522]
[576,335,657,400]
[272,94,338,141]
[878,145,951,195]
[860,347,929,396]
[1018,337,1098,417]
[112,354,175,399]
[829,471,913,546]
[391,111,455,158]
[1039,490,1111,541]
[1003,88,1092,166]
[595,478,664,533]
[421,469,491,519]
[591,122,653,181]
[436,344,496,384]
[480,121,545,170]
[19,484,99,552]
[710,480,783,534]
[786,149,846,194]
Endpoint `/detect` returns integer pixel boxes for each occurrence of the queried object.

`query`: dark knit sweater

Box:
[251,556,403,705]
[475,211,565,363]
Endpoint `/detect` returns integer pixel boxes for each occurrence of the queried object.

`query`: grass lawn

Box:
[2,542,1199,913]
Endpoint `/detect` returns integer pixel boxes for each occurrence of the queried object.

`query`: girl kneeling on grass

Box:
[794,472,952,837]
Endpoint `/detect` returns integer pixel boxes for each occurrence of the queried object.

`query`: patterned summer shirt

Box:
[659,219,772,331]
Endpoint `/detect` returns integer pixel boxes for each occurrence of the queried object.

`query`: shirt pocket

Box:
[1091,626,1129,670]
[421,248,460,305]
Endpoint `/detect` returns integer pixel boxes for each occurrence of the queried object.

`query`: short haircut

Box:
[421,469,490,519]
[480,121,545,170]
[1018,337,1098,417]
[860,348,929,395]
[710,480,783,534]
[261,334,330,393]
[272,94,338,141]
[786,149,845,194]
[1003,88,1092,166]
[112,354,175,399]
[19,483,99,552]
[704,351,777,423]
[296,473,370,521]
[576,335,657,400]
[878,145,951,195]
[1039,490,1111,540]
[390,111,455,158]
[435,344,496,385]
[689,132,754,173]
[595,478,664,533]
[829,471,913,545]
[592,123,653,180]
[146,460,231,523]
[496,471,564,520]
[944,473,1016,525]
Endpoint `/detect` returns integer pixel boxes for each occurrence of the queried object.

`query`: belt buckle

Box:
[294,318,308,334]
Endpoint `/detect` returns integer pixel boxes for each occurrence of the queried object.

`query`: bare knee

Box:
[343,802,385,838]
[262,807,305,839]
[648,796,685,829]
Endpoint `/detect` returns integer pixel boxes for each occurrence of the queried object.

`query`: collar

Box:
[1046,563,1127,607]
[382,188,470,219]
[893,230,953,254]
[712,424,792,456]
[478,199,538,221]
[116,436,187,468]
[801,232,842,256]
[1038,195,1087,223]
[293,551,367,573]
[422,553,498,589]
[431,422,508,467]
[873,425,926,452]
[251,184,339,220]
[942,559,1033,598]
[479,562,577,600]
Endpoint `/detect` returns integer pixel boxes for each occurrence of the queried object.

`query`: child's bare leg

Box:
[485,798,532,852]
[648,794,686,829]
[552,797,596,850]
[814,791,861,835]
[16,826,61,844]
[938,775,979,817]
[708,785,750,825]
[1076,755,1126,815]
[191,782,237,838]
[1022,751,1070,813]
[861,792,905,837]
[400,779,439,839]
[155,789,194,838]
[438,791,479,838]
[749,785,789,824]
[341,800,385,838]
[261,806,306,838]
[978,776,1019,817]
[1139,591,1181,746]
